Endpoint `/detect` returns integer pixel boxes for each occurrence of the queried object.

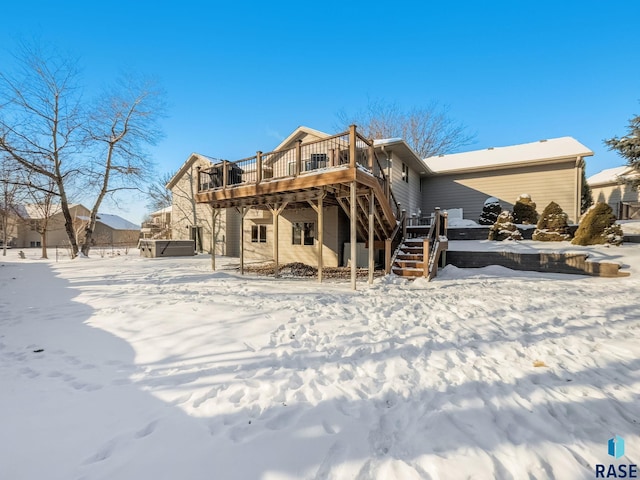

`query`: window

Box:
[251,225,267,243]
[402,163,409,183]
[30,241,41,247]
[292,222,314,245]
[306,153,327,171]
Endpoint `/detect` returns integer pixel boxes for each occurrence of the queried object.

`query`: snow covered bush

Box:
[572,203,623,246]
[488,211,523,241]
[532,201,571,241]
[512,194,538,225]
[479,197,501,225]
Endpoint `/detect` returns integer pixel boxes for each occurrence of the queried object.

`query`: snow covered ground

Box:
[1,242,639,479]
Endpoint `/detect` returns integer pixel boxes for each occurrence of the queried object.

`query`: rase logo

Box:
[595,435,638,479]
[610,436,626,459]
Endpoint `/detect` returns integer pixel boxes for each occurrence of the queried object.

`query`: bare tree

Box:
[146,171,173,212]
[0,155,26,255]
[337,99,476,158]
[0,44,165,258]
[0,44,83,256]
[78,74,165,256]
[23,173,58,258]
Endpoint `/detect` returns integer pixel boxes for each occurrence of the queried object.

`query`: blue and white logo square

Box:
[608,435,625,459]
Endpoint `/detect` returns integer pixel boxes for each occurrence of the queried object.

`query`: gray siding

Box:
[422,161,580,223]
[389,152,422,218]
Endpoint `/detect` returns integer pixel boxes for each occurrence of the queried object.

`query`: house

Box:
[166,125,592,284]
[421,137,592,223]
[141,206,172,239]
[587,166,640,219]
[6,203,140,248]
[12,204,91,248]
[87,213,141,246]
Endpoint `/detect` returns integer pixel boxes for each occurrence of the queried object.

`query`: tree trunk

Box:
[57,180,79,258]
[40,230,48,259]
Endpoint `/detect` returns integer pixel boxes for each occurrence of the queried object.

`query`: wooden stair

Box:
[392,238,427,278]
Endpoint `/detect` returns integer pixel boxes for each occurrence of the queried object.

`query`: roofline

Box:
[272,126,331,152]
[428,152,593,175]
[166,153,212,190]
[374,138,434,175]
[587,166,637,187]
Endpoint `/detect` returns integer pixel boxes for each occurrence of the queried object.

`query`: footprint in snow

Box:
[264,404,304,430]
[135,420,158,439]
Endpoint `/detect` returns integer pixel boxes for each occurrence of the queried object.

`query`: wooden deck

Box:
[194,125,407,289]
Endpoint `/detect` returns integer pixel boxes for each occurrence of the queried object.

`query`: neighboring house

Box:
[87,213,141,246]
[166,126,592,272]
[587,166,640,219]
[141,206,172,239]
[8,204,139,248]
[13,204,91,248]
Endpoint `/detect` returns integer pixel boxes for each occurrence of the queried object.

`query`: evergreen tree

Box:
[605,112,640,191]
[479,197,502,225]
[581,169,594,214]
[513,194,538,224]
[572,203,623,246]
[488,211,522,241]
[532,201,571,241]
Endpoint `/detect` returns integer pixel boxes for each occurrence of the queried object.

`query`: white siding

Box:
[242,206,343,267]
[591,182,640,217]
[171,157,239,255]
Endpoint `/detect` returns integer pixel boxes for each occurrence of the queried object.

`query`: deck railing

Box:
[197,126,389,195]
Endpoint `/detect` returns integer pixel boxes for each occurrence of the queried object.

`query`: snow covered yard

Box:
[1,245,639,480]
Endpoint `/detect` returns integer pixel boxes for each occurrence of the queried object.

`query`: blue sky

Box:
[2,1,639,222]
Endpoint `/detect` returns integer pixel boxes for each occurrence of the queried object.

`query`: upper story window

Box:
[402,163,409,183]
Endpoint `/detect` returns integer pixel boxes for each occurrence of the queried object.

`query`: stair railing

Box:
[384,210,407,273]
[422,208,449,279]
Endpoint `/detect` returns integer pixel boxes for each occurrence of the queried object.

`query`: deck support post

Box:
[350,180,357,290]
[211,206,218,271]
[317,194,324,283]
[268,202,288,278]
[238,206,248,275]
[308,192,327,283]
[368,190,375,284]
[385,238,392,274]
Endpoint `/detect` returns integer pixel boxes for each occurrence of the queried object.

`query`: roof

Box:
[423,137,593,174]
[586,165,634,187]
[166,127,332,190]
[95,213,140,231]
[272,126,331,151]
[166,153,216,190]
[373,138,431,174]
[151,206,172,216]
[15,203,81,220]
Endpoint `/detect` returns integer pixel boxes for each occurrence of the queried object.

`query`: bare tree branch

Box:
[336,99,476,158]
